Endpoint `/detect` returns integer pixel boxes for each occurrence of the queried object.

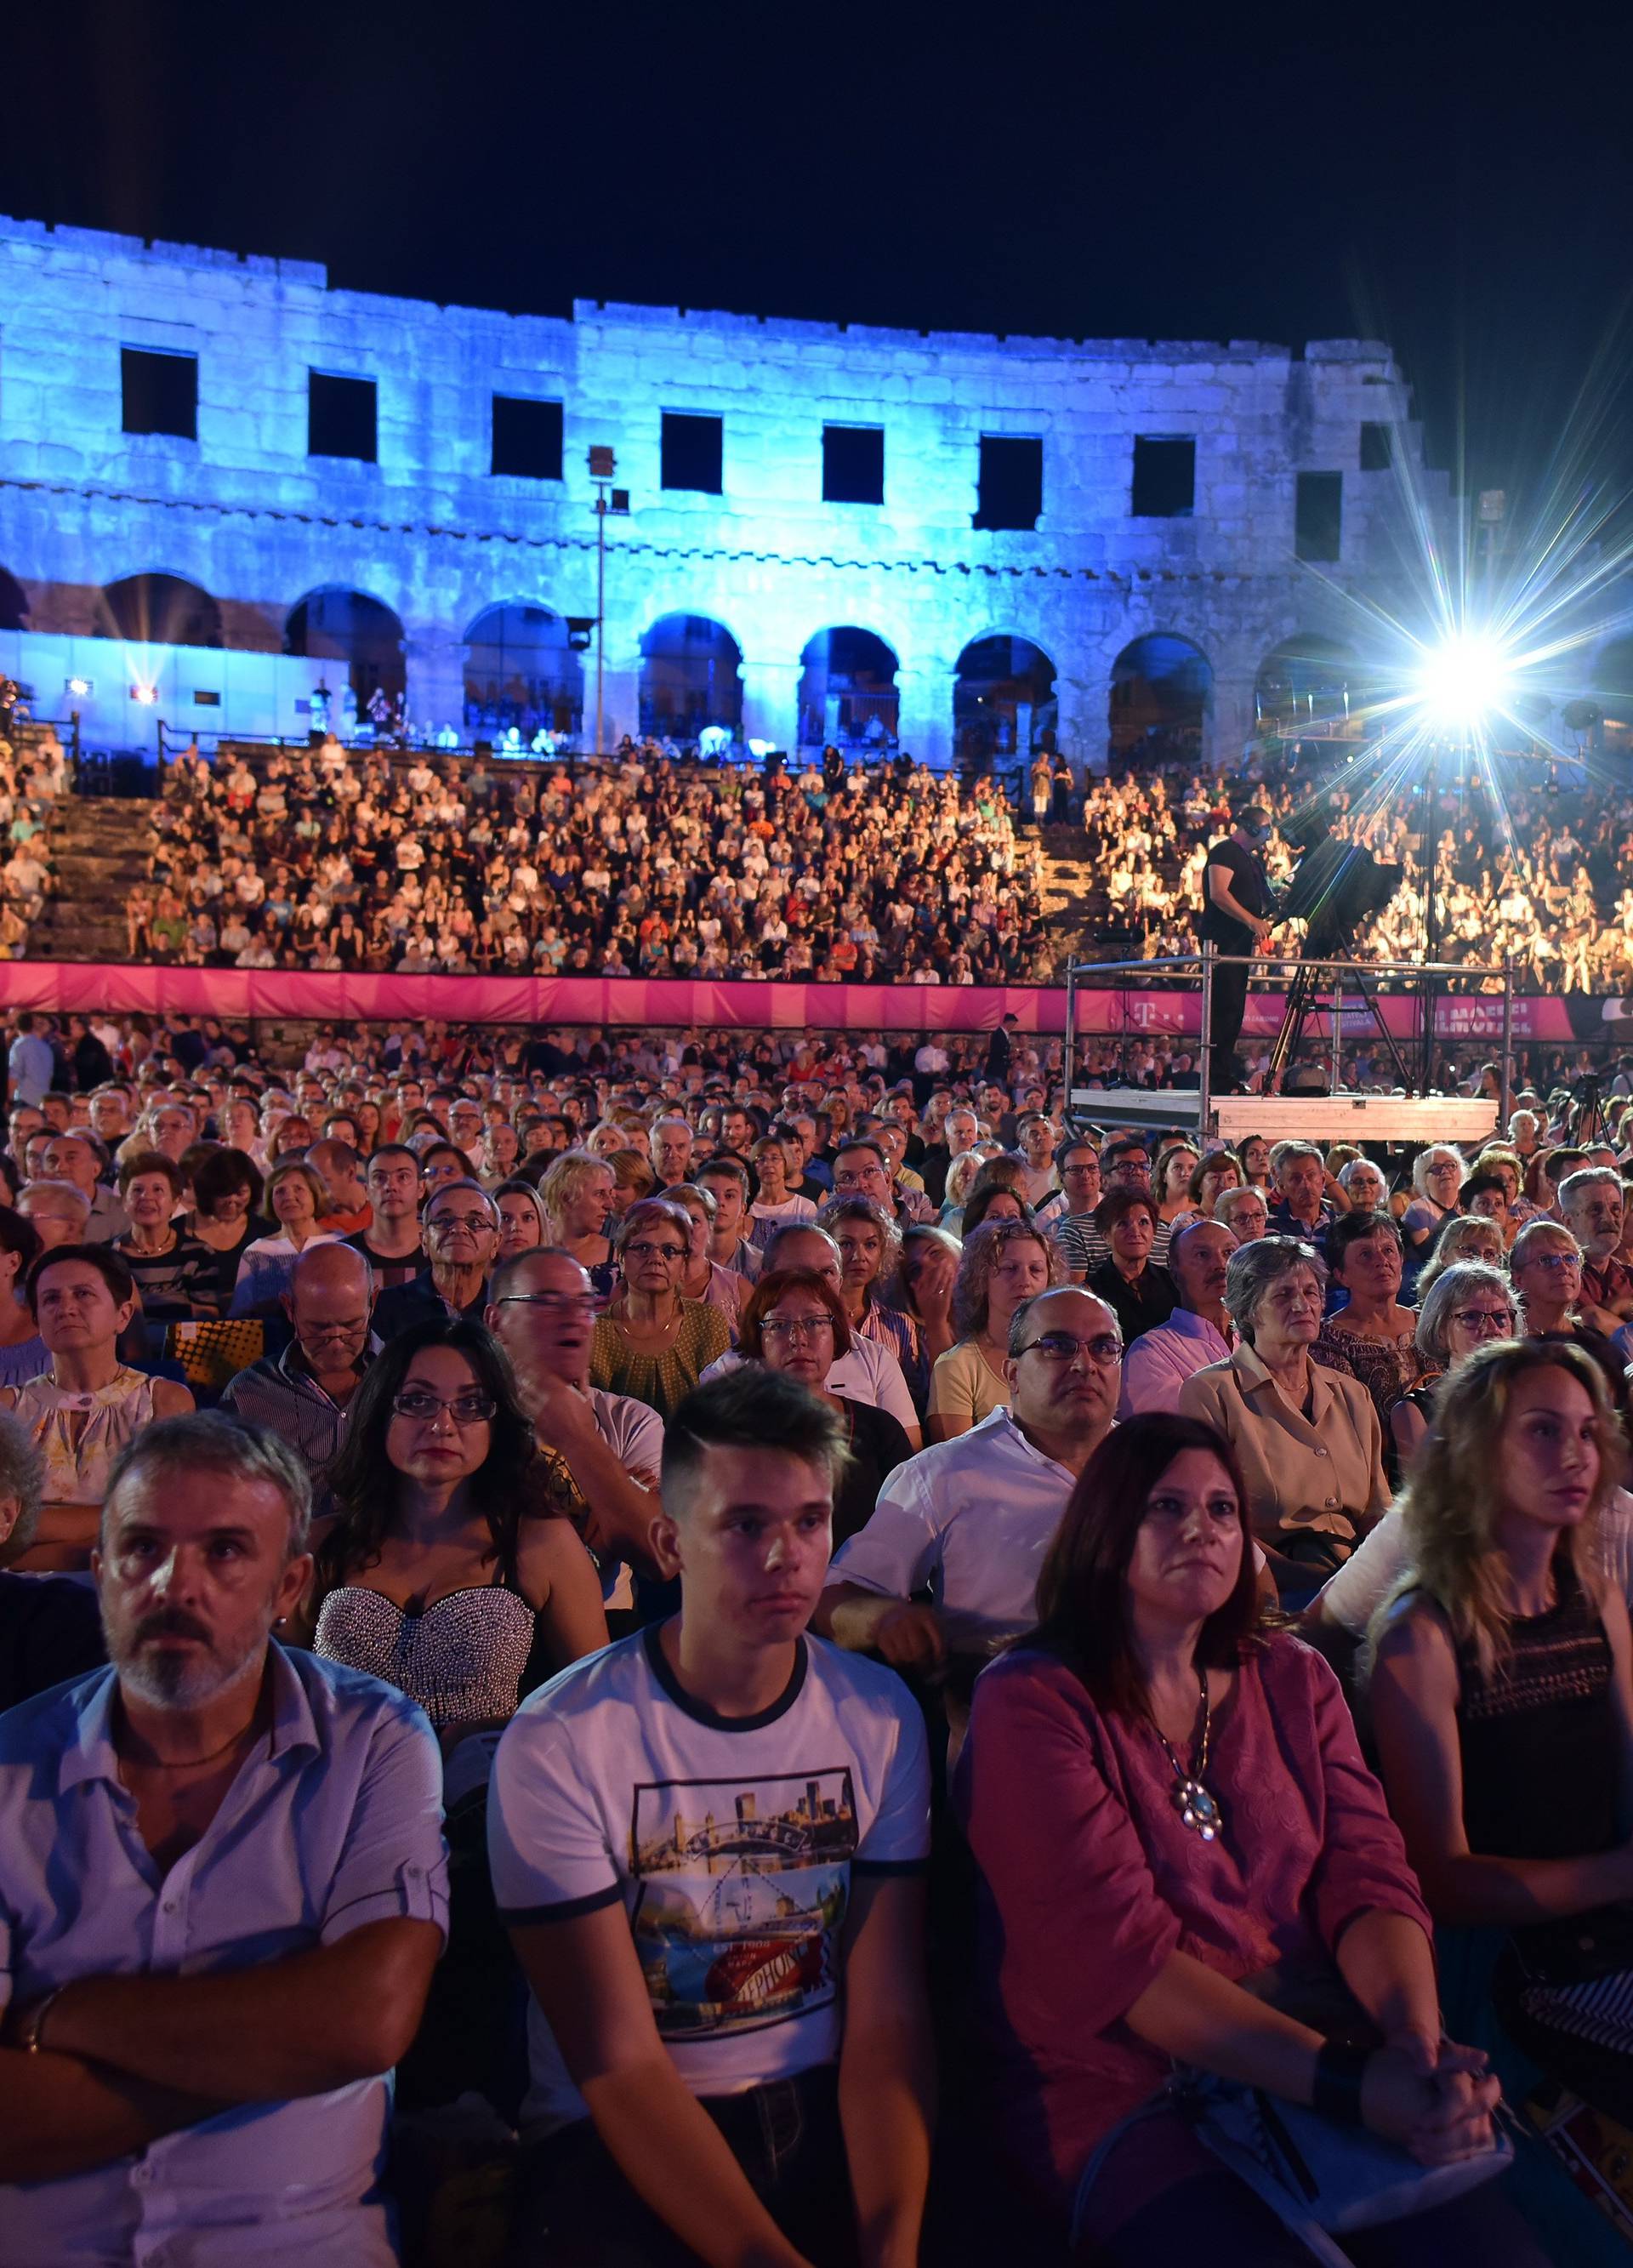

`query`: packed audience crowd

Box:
[8,1002,1633,2263]
[138,737,1054,984]
[0,715,68,961]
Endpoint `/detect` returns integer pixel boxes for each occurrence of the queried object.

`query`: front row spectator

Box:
[0,1244,193,1570]
[1180,1237,1388,1598]
[0,1414,447,2264]
[489,1366,934,2268]
[955,1411,1528,2265]
[1370,1340,1633,2132]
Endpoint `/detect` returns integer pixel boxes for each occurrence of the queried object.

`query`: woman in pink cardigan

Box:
[953,1413,1541,2265]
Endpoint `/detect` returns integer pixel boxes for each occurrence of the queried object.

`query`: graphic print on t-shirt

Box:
[629,1769,858,2038]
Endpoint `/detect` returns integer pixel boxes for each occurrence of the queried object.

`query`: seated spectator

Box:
[1369,1341,1633,2130]
[664,1180,748,1328]
[1214,1182,1269,1246]
[1401,1144,1465,1279]
[347,1142,424,1290]
[1460,1169,1520,1253]
[1415,1211,1506,1296]
[927,1219,1061,1443]
[694,1154,762,1283]
[1266,1139,1337,1260]
[700,1222,924,1446]
[493,1176,548,1263]
[486,1245,665,1591]
[819,1286,1122,1677]
[1048,1137,1102,1274]
[1118,1217,1234,1415]
[0,1204,48,1388]
[185,1145,272,1313]
[606,1146,657,1218]
[1559,1165,1633,1332]
[307,1138,372,1236]
[822,1194,925,1406]
[40,1130,128,1243]
[538,1149,617,1302]
[889,1221,958,1382]
[589,1196,731,1422]
[1151,1139,1201,1235]
[420,1140,473,1195]
[373,1177,502,1339]
[1180,1236,1388,1595]
[957,1179,1032,1235]
[308,1316,606,1737]
[955,1412,1515,2263]
[937,1144,989,1235]
[488,1366,933,2268]
[230,1160,344,1315]
[0,1405,103,1710]
[1314,1211,1430,1432]
[1059,1136,1154,1275]
[114,1149,218,1321]
[219,1242,377,1484]
[2,1245,194,1570]
[1391,1259,1517,1469]
[1088,1185,1179,1348]
[1337,1154,1389,1212]
[0,1413,447,2264]
[1511,1214,1626,1409]
[18,1177,91,1251]
[747,1132,816,1246]
[738,1268,912,1546]
[1171,1144,1243,1233]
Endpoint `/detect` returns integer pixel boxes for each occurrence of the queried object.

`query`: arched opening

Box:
[463,603,583,742]
[1108,633,1212,769]
[100,573,222,649]
[0,571,28,634]
[284,588,405,716]
[797,627,898,751]
[638,614,743,745]
[953,635,1058,766]
[1255,633,1358,731]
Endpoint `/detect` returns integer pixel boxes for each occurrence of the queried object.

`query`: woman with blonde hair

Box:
[1414,1212,1506,1300]
[927,1219,1061,1443]
[538,1148,617,1300]
[1370,1338,1633,2124]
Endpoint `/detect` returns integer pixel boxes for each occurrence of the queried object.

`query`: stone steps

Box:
[30,794,160,960]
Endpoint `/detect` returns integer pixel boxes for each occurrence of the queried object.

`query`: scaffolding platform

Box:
[1067,1087,1500,1147]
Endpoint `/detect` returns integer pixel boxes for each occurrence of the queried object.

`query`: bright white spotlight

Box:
[1414,633,1512,730]
[130,682,158,706]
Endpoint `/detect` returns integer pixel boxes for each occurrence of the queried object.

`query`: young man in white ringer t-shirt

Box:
[489,1365,934,2268]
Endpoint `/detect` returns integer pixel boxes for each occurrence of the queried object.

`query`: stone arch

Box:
[0,570,28,634]
[953,634,1058,766]
[1255,632,1358,729]
[797,626,899,751]
[100,572,222,650]
[1108,632,1212,768]
[284,586,406,714]
[463,601,583,740]
[638,613,743,744]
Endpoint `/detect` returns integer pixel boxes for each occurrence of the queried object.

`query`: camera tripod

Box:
[1264,930,1414,1095]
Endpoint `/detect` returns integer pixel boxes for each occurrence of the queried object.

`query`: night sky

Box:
[5,2,1630,509]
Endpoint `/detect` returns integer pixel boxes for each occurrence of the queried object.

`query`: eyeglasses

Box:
[624,1239,686,1262]
[1451,1308,1515,1335]
[1526,1251,1581,1272]
[427,1211,495,1235]
[1020,1331,1124,1367]
[762,1315,835,1340]
[496,1291,598,1314]
[391,1390,496,1425]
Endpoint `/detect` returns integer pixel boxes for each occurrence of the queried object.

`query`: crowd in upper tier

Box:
[2,1001,1633,2263]
[135,738,1055,983]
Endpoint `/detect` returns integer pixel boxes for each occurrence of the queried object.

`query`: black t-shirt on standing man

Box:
[1198,836,1270,952]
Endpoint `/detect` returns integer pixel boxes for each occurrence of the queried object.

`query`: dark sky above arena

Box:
[6,2,1630,504]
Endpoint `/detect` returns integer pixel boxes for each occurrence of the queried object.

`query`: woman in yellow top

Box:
[589,1195,731,1422]
[926,1219,1061,1443]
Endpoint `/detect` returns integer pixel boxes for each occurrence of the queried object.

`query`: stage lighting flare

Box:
[1414,633,1513,729]
[130,681,158,706]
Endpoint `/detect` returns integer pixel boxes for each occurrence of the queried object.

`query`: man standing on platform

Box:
[1198,802,1275,1095]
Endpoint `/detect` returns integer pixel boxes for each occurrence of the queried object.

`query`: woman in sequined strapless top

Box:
[303,1317,607,1740]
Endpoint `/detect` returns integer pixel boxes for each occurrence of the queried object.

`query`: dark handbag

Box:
[1512,1901,1633,1987]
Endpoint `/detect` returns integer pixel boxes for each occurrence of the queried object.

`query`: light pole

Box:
[587,445,629,755]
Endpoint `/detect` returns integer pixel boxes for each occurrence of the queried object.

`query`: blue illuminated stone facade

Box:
[0,214,1437,767]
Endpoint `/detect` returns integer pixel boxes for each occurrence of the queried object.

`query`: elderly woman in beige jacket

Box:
[1178,1234,1388,1599]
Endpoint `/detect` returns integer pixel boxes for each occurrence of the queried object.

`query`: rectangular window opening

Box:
[1131,435,1195,517]
[974,434,1043,531]
[122,346,197,440]
[492,395,564,479]
[822,424,885,504]
[308,371,378,462]
[1296,470,1344,561]
[1359,422,1394,472]
[661,411,723,494]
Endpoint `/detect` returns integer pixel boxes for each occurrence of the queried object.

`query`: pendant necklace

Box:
[1153,1667,1223,1841]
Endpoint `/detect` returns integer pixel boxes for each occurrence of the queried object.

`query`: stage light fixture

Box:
[130,682,158,705]
[1414,632,1512,730]
[65,676,92,697]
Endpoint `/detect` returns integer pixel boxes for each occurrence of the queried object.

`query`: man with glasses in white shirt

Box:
[815,1286,1123,1679]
